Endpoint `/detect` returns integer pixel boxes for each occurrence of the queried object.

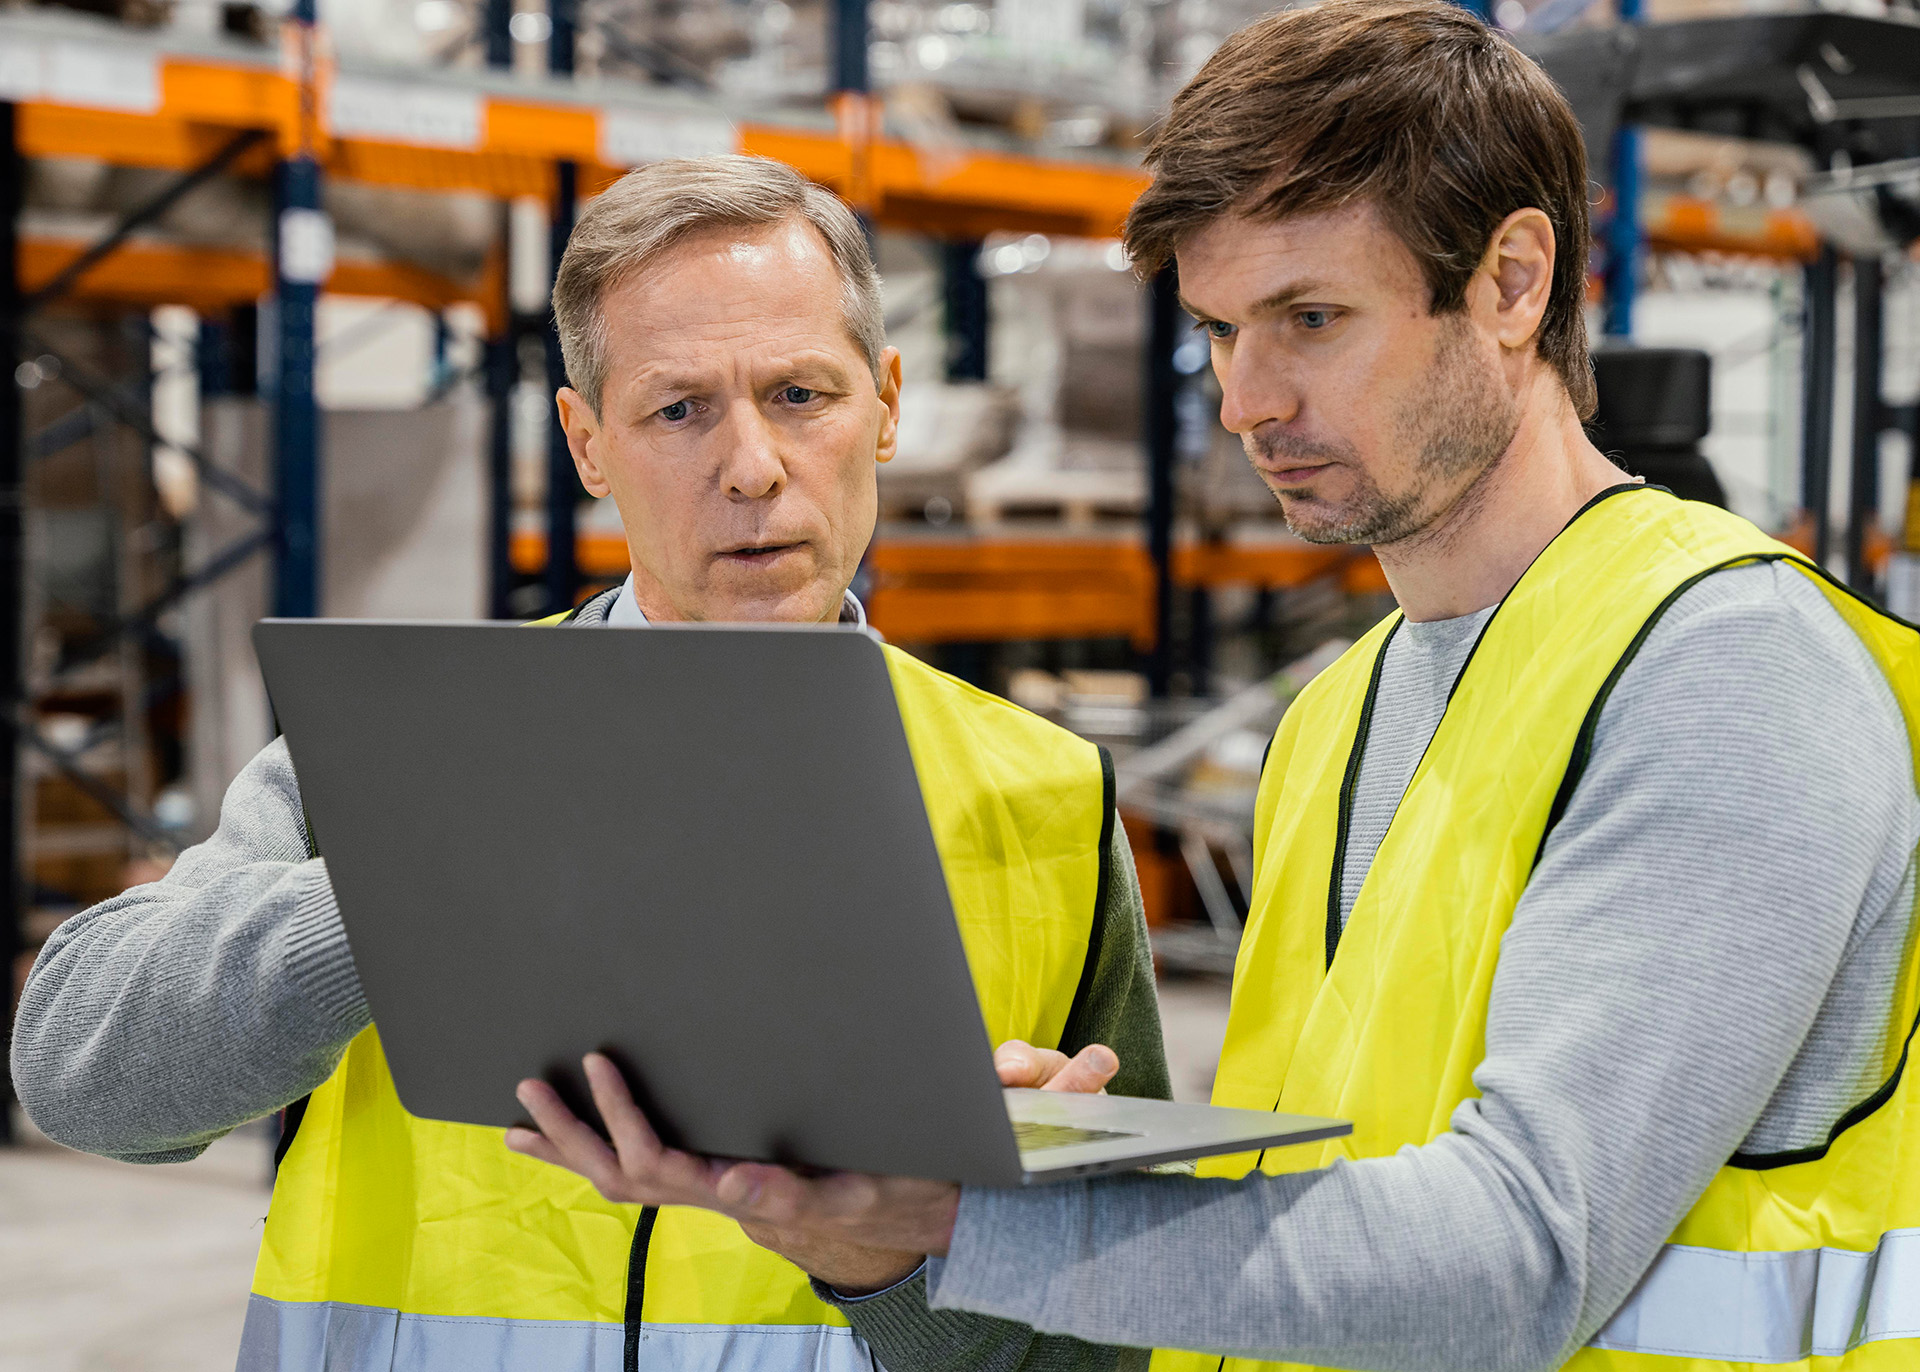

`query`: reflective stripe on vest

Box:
[1149,488,1920,1372]
[1590,1227,1920,1362]
[245,641,1110,1372]
[237,1295,875,1372]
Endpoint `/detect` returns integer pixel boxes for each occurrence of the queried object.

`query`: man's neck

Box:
[1374,374,1631,623]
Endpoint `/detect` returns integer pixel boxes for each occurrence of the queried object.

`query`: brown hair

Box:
[1125,0,1595,417]
[554,155,884,412]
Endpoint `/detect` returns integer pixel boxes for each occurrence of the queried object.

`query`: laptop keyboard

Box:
[1013,1120,1143,1152]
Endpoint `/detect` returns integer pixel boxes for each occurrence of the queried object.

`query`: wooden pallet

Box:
[964,462,1145,528]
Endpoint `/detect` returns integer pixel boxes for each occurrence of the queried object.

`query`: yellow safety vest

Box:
[1153,487,1920,1372]
[239,639,1113,1372]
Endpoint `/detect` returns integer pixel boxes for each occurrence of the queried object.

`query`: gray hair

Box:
[553,155,885,412]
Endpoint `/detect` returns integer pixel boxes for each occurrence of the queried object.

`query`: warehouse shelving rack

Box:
[2,2,1913,1140]
[0,0,1179,1143]
[1521,10,1920,586]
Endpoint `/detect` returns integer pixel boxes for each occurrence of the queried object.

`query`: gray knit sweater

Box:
[11,588,1169,1372]
[926,561,1920,1372]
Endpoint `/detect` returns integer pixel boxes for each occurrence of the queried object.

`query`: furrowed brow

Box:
[630,368,713,399]
[1247,281,1335,316]
[767,353,856,390]
[1178,279,1336,325]
[1176,294,1216,323]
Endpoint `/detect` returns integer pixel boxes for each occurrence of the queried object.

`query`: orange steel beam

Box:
[510,532,1382,646]
[9,50,1834,253]
[867,585,1155,648]
[18,105,279,174]
[519,533,1381,589]
[11,52,1149,238]
[1170,541,1348,589]
[1342,553,1391,595]
[22,237,265,314]
[1644,193,1820,263]
[19,236,488,317]
[868,538,1148,578]
[513,529,630,578]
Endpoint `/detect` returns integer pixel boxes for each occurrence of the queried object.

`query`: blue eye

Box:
[1299,310,1333,329]
[1205,320,1236,340]
[782,386,816,404]
[659,400,691,422]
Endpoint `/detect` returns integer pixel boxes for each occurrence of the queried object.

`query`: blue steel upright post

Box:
[484,0,514,618]
[1602,0,1643,339]
[830,0,877,248]
[272,0,325,618]
[543,0,581,617]
[941,241,989,382]
[1144,270,1180,697]
[0,102,23,1145]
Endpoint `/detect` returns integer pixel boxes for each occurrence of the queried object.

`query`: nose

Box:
[1215,337,1301,437]
[718,402,787,502]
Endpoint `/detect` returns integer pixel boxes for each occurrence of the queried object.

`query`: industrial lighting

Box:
[915,35,953,70]
[510,11,552,44]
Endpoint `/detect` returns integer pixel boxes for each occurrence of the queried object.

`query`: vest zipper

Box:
[622,1205,660,1372]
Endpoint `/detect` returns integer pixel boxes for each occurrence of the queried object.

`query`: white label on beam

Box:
[46,43,160,113]
[0,41,43,101]
[278,208,335,285]
[328,76,482,149]
[600,109,736,168]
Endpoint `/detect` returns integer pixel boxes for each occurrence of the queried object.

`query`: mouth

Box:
[715,541,806,566]
[1257,461,1335,486]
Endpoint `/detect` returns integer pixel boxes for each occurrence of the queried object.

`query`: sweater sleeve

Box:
[825,810,1166,1372]
[923,566,1918,1372]
[10,737,369,1163]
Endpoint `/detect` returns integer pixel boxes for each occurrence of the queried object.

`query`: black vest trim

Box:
[622,1204,662,1371]
[1058,746,1117,1055]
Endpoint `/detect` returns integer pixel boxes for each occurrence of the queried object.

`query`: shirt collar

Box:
[608,574,867,629]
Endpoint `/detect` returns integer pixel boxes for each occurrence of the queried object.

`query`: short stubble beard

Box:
[1251,314,1519,547]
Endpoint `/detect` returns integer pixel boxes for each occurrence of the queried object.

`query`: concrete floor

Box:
[0,1117,272,1372]
[0,974,1231,1371]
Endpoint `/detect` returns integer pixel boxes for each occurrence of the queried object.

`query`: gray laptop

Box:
[252,619,1349,1186]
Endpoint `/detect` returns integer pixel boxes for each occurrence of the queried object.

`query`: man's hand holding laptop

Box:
[504,1039,1122,1289]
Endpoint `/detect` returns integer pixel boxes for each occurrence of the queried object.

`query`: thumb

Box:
[1040,1043,1119,1094]
[994,1040,1049,1087]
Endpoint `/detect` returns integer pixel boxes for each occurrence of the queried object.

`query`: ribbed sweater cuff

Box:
[281,859,369,1037]
[812,1268,935,1334]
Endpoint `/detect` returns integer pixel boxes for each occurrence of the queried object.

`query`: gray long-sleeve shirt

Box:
[927,561,1920,1372]
[11,587,1169,1372]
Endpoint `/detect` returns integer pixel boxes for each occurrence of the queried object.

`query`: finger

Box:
[995,1039,1070,1088]
[504,1125,565,1168]
[714,1161,885,1229]
[712,1161,813,1222]
[582,1052,664,1168]
[1040,1043,1118,1094]
[515,1077,626,1195]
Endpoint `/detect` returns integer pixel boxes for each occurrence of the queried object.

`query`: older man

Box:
[11,155,1168,1372]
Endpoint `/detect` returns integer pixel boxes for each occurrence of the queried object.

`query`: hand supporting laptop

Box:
[505,1039,1122,1287]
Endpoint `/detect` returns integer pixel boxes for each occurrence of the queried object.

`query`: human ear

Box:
[873,347,903,466]
[1482,208,1556,352]
[556,387,611,498]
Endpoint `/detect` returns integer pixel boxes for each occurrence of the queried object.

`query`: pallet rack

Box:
[2,2,1916,1135]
